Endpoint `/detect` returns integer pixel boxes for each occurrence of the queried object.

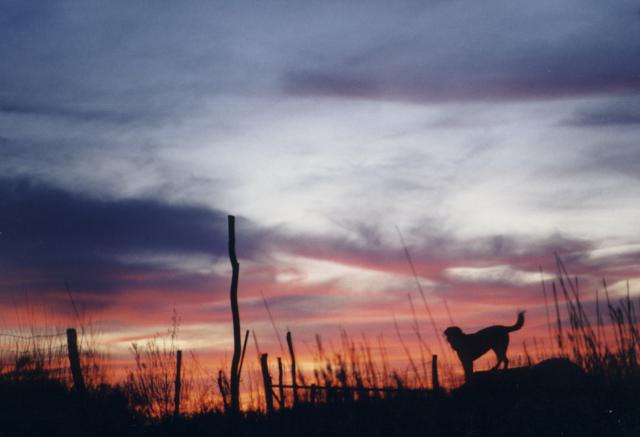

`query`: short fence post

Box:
[431,354,440,392]
[66,328,85,394]
[260,353,274,414]
[277,357,285,408]
[310,384,317,403]
[174,350,182,419]
[286,331,298,406]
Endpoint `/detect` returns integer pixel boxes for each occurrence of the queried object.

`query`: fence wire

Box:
[0,331,69,378]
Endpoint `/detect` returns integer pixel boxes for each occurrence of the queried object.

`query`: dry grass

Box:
[545,255,639,378]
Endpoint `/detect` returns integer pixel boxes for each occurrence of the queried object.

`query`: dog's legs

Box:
[490,358,502,371]
[492,339,509,370]
[462,359,473,382]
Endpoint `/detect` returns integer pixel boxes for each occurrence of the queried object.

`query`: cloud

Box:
[568,107,640,127]
[1,1,639,362]
[281,2,640,102]
[3,0,639,133]
[1,177,636,357]
[0,101,143,125]
[560,143,640,182]
[444,265,550,286]
[0,177,264,299]
[565,97,640,127]
[588,243,640,263]
[0,1,253,134]
[1,176,603,325]
[0,178,229,258]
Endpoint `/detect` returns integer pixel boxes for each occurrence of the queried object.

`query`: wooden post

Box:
[310,384,317,403]
[286,331,298,406]
[260,353,274,414]
[277,357,285,408]
[174,350,182,419]
[66,328,85,394]
[228,215,242,415]
[431,354,440,392]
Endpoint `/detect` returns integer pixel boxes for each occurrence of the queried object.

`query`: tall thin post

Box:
[228,215,242,415]
[66,328,85,394]
[174,350,182,419]
[431,354,440,392]
[286,331,298,406]
[260,353,274,414]
[277,357,285,408]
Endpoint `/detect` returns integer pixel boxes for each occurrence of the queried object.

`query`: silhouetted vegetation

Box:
[1,255,639,436]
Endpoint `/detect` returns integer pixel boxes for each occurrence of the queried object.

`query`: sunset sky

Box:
[1,1,639,373]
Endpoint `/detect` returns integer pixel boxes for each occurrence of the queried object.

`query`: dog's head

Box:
[443,326,464,349]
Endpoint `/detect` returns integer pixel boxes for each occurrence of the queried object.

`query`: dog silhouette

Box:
[444,311,525,382]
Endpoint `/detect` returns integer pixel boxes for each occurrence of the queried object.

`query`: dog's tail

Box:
[507,311,525,332]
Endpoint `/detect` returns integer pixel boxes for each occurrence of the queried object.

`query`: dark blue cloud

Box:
[0,179,226,258]
[0,177,262,296]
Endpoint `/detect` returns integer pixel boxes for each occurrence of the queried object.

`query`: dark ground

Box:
[1,361,639,437]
